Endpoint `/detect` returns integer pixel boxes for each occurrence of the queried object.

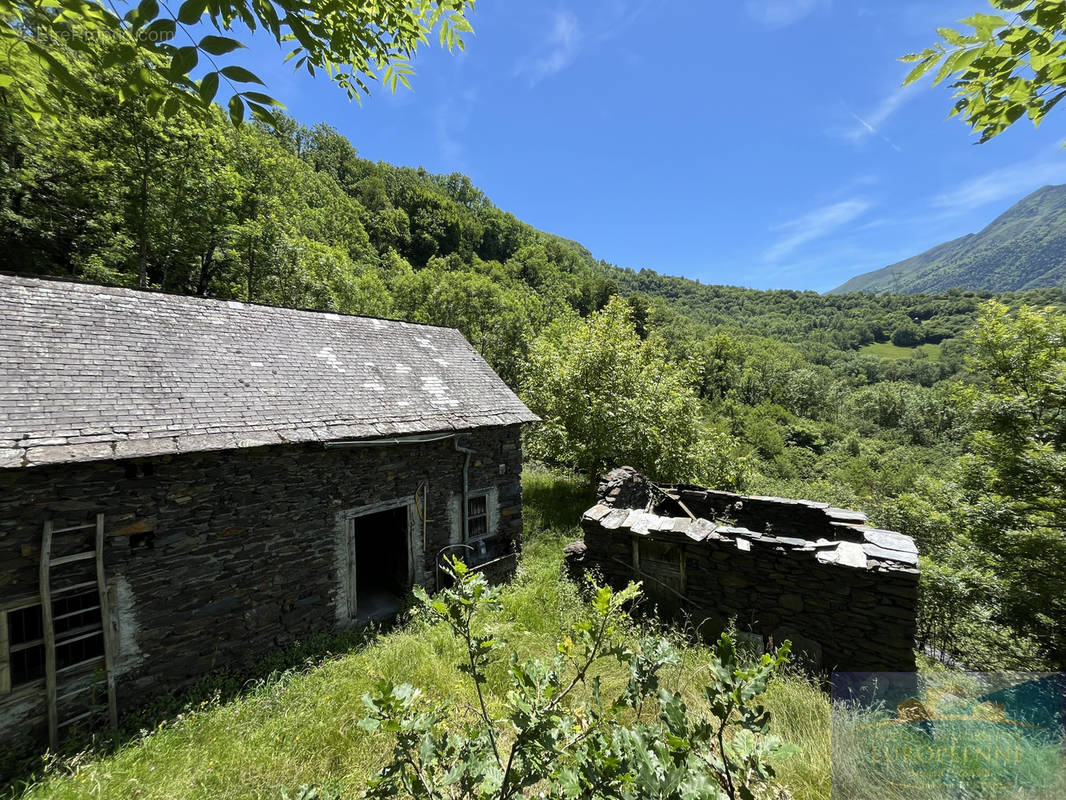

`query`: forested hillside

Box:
[832,184,1066,294]
[3,54,1062,374]
[3,49,1066,676]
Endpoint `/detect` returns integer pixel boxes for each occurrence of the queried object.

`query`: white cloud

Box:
[838,83,919,152]
[744,0,825,28]
[932,155,1066,213]
[515,10,582,86]
[765,198,873,261]
[435,89,477,167]
[514,3,649,86]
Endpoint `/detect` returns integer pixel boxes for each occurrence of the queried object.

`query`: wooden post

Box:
[95,513,118,729]
[40,520,57,748]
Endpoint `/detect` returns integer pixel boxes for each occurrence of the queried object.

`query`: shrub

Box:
[358,558,792,800]
[521,297,747,487]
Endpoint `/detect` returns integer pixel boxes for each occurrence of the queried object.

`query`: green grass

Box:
[6,467,833,800]
[859,342,943,361]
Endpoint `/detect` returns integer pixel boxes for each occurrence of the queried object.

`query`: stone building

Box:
[0,274,537,747]
[568,468,919,673]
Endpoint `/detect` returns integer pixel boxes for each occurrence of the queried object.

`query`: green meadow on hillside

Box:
[858,342,943,361]
[5,469,832,800]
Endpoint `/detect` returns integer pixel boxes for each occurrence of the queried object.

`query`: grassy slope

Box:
[9,469,831,800]
[858,342,942,361]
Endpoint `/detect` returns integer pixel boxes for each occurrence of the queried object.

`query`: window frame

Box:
[0,594,46,695]
[465,490,494,542]
[0,586,117,696]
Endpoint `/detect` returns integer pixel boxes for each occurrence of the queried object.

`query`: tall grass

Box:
[7,466,834,800]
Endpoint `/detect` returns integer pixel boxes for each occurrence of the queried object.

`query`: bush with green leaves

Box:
[521,297,748,488]
[357,558,792,800]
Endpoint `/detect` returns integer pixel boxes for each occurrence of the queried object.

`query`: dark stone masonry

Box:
[0,275,539,750]
[0,426,524,745]
[568,467,920,673]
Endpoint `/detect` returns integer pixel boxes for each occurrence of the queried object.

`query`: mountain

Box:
[831,185,1066,294]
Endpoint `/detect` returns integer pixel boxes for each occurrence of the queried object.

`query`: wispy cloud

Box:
[932,154,1066,213]
[514,2,649,86]
[515,10,582,86]
[435,89,477,167]
[838,83,918,152]
[744,0,826,29]
[765,198,873,261]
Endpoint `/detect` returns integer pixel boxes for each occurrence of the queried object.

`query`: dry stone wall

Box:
[0,425,523,747]
[572,468,919,673]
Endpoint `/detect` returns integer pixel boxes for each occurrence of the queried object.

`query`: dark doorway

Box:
[354,505,410,620]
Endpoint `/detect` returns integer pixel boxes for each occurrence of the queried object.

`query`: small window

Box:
[467,494,489,540]
[7,604,46,687]
[2,590,105,692]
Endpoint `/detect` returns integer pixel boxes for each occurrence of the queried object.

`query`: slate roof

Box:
[0,274,538,468]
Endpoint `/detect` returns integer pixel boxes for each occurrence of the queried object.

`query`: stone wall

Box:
[0,425,524,746]
[571,468,919,673]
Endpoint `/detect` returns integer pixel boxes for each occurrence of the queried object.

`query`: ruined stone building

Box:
[0,274,537,747]
[569,468,919,673]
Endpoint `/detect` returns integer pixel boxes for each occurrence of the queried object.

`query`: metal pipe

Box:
[454,436,476,545]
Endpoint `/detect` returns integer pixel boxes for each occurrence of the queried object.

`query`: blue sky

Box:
[236,0,1066,292]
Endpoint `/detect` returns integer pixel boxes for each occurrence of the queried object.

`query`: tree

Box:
[959,300,1066,527]
[521,297,747,487]
[891,322,923,348]
[358,558,792,800]
[903,0,1066,142]
[391,264,541,386]
[0,0,474,124]
[954,301,1066,664]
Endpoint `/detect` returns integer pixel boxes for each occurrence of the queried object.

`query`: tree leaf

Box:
[144,18,177,43]
[962,13,1008,40]
[176,0,206,25]
[248,102,279,127]
[241,90,282,106]
[198,35,245,56]
[170,45,198,75]
[198,70,219,104]
[903,53,940,85]
[220,65,265,85]
[229,93,245,125]
[126,0,159,29]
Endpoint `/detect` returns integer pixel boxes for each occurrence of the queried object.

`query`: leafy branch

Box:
[0,0,475,124]
[902,0,1066,142]
[356,557,792,800]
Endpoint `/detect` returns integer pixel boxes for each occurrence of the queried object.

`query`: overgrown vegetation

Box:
[3,0,1066,721]
[360,558,791,800]
[3,36,1066,672]
[5,469,833,800]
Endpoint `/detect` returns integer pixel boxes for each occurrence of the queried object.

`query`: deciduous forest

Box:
[3,4,1066,795]
[3,42,1065,674]
[4,48,1061,678]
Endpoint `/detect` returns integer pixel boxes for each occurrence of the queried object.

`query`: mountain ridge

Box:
[830,184,1066,294]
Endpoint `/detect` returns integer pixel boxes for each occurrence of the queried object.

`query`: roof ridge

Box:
[0,270,461,332]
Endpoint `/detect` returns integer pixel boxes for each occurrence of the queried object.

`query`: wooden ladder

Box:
[39,514,118,748]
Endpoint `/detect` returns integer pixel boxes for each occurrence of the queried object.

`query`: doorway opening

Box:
[353,505,410,620]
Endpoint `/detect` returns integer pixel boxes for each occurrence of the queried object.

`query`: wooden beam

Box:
[95,513,118,730]
[40,520,57,748]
